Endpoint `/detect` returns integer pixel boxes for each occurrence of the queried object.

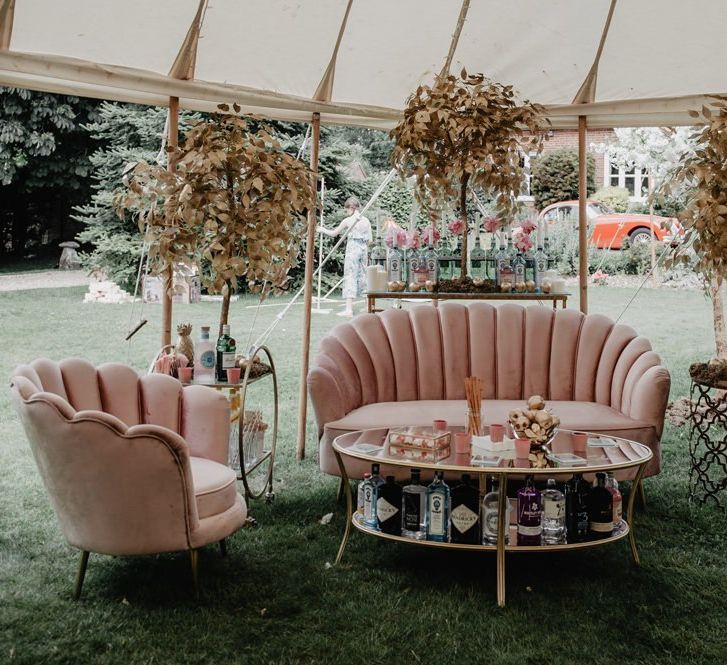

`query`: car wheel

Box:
[628,228,653,245]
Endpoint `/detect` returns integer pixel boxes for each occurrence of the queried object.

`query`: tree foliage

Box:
[531,148,595,210]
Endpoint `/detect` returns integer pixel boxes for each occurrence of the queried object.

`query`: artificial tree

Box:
[117,105,313,337]
[390,70,546,277]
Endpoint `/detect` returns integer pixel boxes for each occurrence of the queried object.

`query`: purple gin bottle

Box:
[517,475,542,546]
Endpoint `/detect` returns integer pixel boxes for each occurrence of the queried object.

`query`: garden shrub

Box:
[531,148,595,210]
[593,186,630,212]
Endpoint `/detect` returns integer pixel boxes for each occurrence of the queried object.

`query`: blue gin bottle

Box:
[426,471,450,542]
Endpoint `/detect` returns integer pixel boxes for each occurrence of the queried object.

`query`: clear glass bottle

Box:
[469,234,487,280]
[425,242,439,284]
[194,325,216,384]
[370,236,387,270]
[410,247,428,287]
[495,231,513,288]
[402,468,427,540]
[450,474,480,544]
[606,473,623,526]
[513,251,526,289]
[357,472,371,515]
[362,464,384,528]
[588,472,614,539]
[377,476,402,535]
[517,475,542,546]
[482,475,511,545]
[533,236,548,293]
[564,473,589,543]
[215,324,237,382]
[541,479,566,544]
[386,235,402,283]
[426,471,450,542]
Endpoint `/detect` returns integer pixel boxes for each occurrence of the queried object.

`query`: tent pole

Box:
[296,112,321,461]
[578,114,588,314]
[162,96,180,348]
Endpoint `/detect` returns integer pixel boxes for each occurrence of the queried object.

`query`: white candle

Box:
[367,265,380,293]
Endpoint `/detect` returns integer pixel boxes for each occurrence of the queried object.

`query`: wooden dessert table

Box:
[366,291,570,313]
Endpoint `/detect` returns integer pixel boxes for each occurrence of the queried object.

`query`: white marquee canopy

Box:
[1,0,726,129]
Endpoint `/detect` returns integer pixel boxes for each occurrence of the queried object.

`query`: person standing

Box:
[317,196,372,316]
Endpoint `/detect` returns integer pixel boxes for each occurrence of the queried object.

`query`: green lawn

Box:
[1,285,725,664]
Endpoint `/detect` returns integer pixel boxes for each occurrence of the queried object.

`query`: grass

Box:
[1,284,726,664]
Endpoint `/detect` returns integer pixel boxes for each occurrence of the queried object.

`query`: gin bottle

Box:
[606,473,623,526]
[363,463,386,528]
[541,479,566,544]
[370,236,387,270]
[216,324,237,382]
[588,472,614,539]
[402,468,427,540]
[564,473,589,542]
[386,235,402,283]
[410,247,428,286]
[482,475,511,545]
[377,476,402,535]
[357,472,371,515]
[426,471,450,542]
[469,234,487,280]
[517,475,542,546]
[425,242,439,284]
[495,232,514,288]
[194,325,216,384]
[533,238,548,292]
[449,474,480,544]
[513,251,526,288]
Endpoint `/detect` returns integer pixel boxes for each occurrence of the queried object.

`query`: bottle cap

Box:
[372,463,380,474]
[386,475,396,484]
[410,468,420,479]
[222,324,230,335]
[201,325,210,332]
[547,478,556,487]
[363,473,371,479]
[461,473,471,484]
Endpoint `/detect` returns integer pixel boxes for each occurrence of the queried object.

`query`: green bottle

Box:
[215,324,237,382]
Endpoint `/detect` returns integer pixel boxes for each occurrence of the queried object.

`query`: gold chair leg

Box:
[74,550,90,600]
[638,480,647,509]
[190,549,200,599]
[336,478,346,504]
[219,539,227,557]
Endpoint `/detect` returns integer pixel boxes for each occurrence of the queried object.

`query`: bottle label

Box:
[517,524,542,536]
[450,504,478,534]
[544,498,564,520]
[484,510,499,538]
[426,258,438,282]
[363,486,374,523]
[403,493,422,530]
[200,350,215,369]
[590,521,613,533]
[428,494,445,535]
[613,497,623,522]
[515,263,525,280]
[376,497,398,523]
[221,351,236,369]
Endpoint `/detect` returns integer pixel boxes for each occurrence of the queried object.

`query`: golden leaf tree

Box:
[390,71,546,277]
[117,106,313,335]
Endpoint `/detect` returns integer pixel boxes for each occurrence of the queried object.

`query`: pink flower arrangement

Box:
[482,216,501,233]
[447,218,465,235]
[406,230,421,250]
[384,228,409,249]
[421,226,441,245]
[520,218,538,235]
[592,269,609,285]
[513,229,534,253]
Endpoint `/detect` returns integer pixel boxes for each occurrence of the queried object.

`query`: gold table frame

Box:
[366,291,570,313]
[332,428,650,607]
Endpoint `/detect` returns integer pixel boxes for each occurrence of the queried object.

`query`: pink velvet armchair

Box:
[10,358,247,599]
[308,303,671,482]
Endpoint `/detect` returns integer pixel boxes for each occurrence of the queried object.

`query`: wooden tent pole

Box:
[161,96,179,348]
[296,112,321,461]
[578,114,588,314]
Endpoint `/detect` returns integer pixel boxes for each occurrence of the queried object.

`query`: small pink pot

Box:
[454,432,471,455]
[489,423,505,443]
[572,431,588,454]
[226,367,241,384]
[433,419,448,431]
[177,367,193,383]
[514,437,531,459]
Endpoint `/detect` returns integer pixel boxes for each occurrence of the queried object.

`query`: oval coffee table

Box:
[332,427,652,607]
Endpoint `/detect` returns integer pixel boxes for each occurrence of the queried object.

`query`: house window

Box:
[517,151,538,201]
[605,153,649,201]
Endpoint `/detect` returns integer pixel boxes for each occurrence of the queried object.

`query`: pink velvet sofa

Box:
[10,358,247,598]
[308,303,670,480]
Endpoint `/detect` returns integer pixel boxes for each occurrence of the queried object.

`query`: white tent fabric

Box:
[1,0,725,127]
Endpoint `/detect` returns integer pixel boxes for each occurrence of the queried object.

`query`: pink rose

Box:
[406,230,421,250]
[513,230,533,253]
[421,226,441,245]
[520,218,538,235]
[482,216,501,233]
[448,218,465,235]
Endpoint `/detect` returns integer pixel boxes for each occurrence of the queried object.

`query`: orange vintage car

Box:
[537,200,682,249]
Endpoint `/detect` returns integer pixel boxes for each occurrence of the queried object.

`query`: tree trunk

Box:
[459,173,470,278]
[711,276,727,360]
[219,281,232,338]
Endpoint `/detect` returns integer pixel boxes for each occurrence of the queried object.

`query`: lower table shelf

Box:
[351,512,629,552]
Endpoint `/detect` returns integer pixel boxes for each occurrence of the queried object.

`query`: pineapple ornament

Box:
[176,323,194,366]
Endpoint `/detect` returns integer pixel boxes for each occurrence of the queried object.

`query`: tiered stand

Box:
[333,428,651,607]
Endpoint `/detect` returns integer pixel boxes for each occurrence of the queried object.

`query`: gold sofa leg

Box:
[190,549,200,599]
[74,550,90,600]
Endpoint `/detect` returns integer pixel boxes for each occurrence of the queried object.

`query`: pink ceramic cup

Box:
[572,431,588,454]
[489,423,505,443]
[514,437,531,459]
[454,432,471,455]
[177,367,193,383]
[433,419,448,432]
[226,367,241,384]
